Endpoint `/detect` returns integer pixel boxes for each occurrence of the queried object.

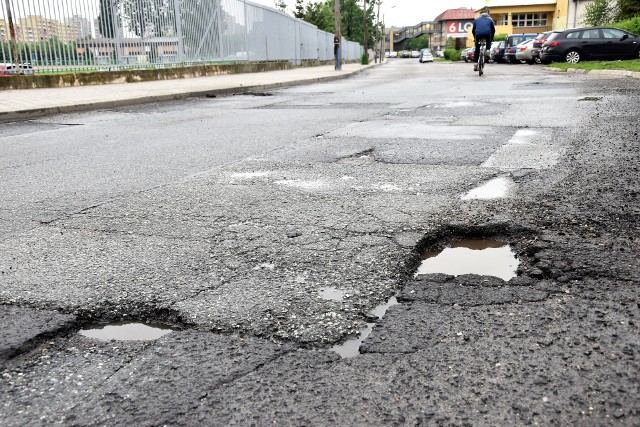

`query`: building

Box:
[432,8,476,51]
[384,22,438,53]
[465,0,598,46]
[1,15,83,44]
[567,0,595,28]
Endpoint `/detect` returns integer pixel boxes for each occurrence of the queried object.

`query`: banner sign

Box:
[447,21,473,35]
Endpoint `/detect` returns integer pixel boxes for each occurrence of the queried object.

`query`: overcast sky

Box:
[249,0,486,27]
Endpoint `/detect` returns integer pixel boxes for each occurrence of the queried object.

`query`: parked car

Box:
[491,40,506,63]
[531,31,560,64]
[488,41,500,62]
[515,39,537,64]
[411,50,421,58]
[466,47,476,62]
[388,51,398,58]
[0,63,34,76]
[504,33,538,63]
[541,26,640,64]
[419,48,433,63]
[460,48,471,62]
[401,50,412,58]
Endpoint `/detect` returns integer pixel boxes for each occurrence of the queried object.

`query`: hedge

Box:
[612,16,640,35]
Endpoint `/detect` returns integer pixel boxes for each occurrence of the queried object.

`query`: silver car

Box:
[514,39,537,64]
[419,48,434,63]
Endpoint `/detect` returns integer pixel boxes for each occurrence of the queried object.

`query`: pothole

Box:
[331,296,398,359]
[462,176,514,200]
[319,287,346,301]
[78,322,175,341]
[416,239,519,281]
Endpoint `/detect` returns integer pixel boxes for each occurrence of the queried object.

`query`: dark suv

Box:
[504,33,538,63]
[541,26,640,64]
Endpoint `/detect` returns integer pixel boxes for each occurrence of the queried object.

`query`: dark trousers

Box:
[473,36,491,62]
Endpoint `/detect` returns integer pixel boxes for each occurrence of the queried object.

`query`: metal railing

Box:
[0,0,362,74]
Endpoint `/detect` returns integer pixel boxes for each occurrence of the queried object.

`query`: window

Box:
[602,28,625,39]
[566,31,580,39]
[511,13,548,27]
[498,14,508,25]
[581,29,601,39]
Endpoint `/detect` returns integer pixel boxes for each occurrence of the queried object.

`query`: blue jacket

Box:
[472,15,495,39]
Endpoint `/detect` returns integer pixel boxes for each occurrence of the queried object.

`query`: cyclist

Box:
[472,9,495,72]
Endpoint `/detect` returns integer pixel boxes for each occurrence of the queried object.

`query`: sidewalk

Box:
[0,63,374,121]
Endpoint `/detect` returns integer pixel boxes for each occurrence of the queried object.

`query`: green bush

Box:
[612,16,640,35]
[444,48,463,61]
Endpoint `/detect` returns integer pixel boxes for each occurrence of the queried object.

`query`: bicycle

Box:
[477,39,487,76]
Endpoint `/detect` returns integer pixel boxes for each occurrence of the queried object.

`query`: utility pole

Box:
[334,0,341,70]
[362,0,367,63]
[4,0,21,73]
[375,0,381,63]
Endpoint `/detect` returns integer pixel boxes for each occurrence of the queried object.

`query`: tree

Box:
[583,0,618,26]
[405,35,428,50]
[275,0,287,12]
[121,0,176,38]
[617,0,640,20]
[98,0,118,38]
[294,0,305,18]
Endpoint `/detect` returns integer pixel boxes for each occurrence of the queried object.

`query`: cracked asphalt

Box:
[1,61,638,425]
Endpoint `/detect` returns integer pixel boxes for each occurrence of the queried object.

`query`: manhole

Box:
[78,322,174,341]
[331,296,398,358]
[417,239,519,281]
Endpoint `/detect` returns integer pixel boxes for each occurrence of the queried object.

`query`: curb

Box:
[544,66,640,79]
[0,64,376,122]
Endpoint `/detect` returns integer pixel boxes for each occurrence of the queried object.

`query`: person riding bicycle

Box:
[472,9,495,72]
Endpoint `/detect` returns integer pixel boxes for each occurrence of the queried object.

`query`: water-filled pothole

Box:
[331,296,398,358]
[78,322,174,341]
[417,239,519,281]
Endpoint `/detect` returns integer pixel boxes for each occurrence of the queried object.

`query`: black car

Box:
[531,31,561,63]
[504,33,538,63]
[541,26,640,64]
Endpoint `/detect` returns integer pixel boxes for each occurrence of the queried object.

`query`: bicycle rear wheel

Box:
[478,50,484,76]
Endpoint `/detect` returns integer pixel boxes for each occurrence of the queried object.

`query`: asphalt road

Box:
[1,60,638,425]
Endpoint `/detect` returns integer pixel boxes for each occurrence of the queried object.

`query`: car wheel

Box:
[564,49,581,64]
[519,59,527,64]
[636,48,640,59]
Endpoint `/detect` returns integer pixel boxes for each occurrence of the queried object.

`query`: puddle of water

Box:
[462,177,514,200]
[417,240,519,281]
[319,287,345,301]
[331,296,398,359]
[78,322,174,341]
